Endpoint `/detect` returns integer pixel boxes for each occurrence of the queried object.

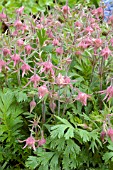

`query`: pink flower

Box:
[16,6,24,15]
[85,26,93,34]
[90,18,95,23]
[17,39,24,46]
[107,128,113,142]
[38,85,49,99]
[11,54,21,67]
[0,60,9,72]
[0,12,6,20]
[74,21,82,28]
[21,63,31,77]
[110,38,113,46]
[14,20,23,30]
[30,100,36,113]
[46,29,54,38]
[52,39,59,46]
[76,91,90,106]
[38,130,46,146]
[56,47,63,55]
[91,23,100,30]
[93,38,102,48]
[25,45,33,55]
[3,48,11,56]
[38,60,55,76]
[38,138,46,146]
[62,5,70,14]
[36,24,43,29]
[101,47,111,60]
[24,74,41,88]
[64,76,71,84]
[49,101,56,113]
[99,86,113,101]
[100,131,106,142]
[96,7,103,17]
[19,135,38,151]
[56,73,65,86]
[21,24,28,33]
[78,39,91,49]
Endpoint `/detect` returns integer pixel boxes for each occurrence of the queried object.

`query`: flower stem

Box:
[42,100,46,123]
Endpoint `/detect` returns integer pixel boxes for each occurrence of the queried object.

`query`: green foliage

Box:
[0,89,27,169]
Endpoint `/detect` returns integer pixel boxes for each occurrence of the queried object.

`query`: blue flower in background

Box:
[103,0,113,21]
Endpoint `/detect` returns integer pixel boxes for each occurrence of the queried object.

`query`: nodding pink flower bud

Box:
[64,76,71,84]
[16,6,24,15]
[110,38,113,46]
[38,130,46,146]
[100,131,106,142]
[38,138,46,146]
[76,91,90,106]
[24,74,41,88]
[90,18,95,23]
[96,7,103,16]
[11,54,20,67]
[21,24,28,33]
[31,74,41,88]
[56,73,65,85]
[46,30,54,39]
[38,60,55,76]
[74,21,82,28]
[30,100,36,113]
[101,47,111,60]
[108,16,113,24]
[62,5,70,14]
[93,38,102,48]
[75,51,82,56]
[56,47,63,55]
[0,60,7,72]
[14,20,23,30]
[25,45,32,55]
[49,101,56,113]
[38,85,49,99]
[91,23,100,30]
[12,30,18,36]
[36,24,43,29]
[3,48,11,56]
[99,85,113,101]
[85,26,93,34]
[52,39,59,46]
[0,12,6,20]
[17,39,24,46]
[78,39,91,49]
[107,128,113,141]
[21,63,30,77]
[19,135,38,151]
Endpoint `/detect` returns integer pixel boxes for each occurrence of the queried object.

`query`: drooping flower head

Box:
[21,63,31,77]
[62,5,70,15]
[0,60,9,72]
[38,85,49,99]
[107,128,113,142]
[3,48,11,56]
[24,74,41,88]
[30,100,36,113]
[101,47,111,60]
[16,6,24,15]
[19,135,38,151]
[38,60,55,76]
[76,91,90,106]
[11,54,21,67]
[99,85,113,101]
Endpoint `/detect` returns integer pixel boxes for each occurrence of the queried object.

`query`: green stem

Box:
[42,100,46,123]
[58,86,60,116]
